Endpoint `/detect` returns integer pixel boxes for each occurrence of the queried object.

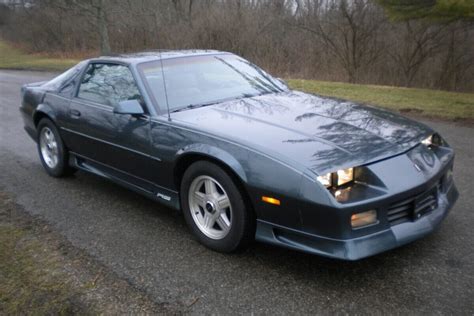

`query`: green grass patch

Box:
[0,41,78,71]
[288,79,474,121]
[0,191,168,314]
[0,226,82,314]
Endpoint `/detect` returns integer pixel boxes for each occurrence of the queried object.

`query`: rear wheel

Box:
[37,118,76,177]
[181,161,255,252]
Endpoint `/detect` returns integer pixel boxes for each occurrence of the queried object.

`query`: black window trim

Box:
[56,61,87,95]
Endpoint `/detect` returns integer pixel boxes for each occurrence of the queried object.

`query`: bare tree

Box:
[47,0,111,54]
[296,0,386,83]
[435,23,474,91]
[386,20,447,86]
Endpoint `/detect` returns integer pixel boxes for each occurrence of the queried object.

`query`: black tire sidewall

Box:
[181,161,254,253]
[37,118,69,177]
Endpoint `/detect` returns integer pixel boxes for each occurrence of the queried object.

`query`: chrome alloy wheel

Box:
[188,175,233,240]
[39,127,59,169]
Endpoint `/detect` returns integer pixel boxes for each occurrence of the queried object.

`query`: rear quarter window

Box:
[42,61,86,91]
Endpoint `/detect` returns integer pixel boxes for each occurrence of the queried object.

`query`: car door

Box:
[62,62,156,187]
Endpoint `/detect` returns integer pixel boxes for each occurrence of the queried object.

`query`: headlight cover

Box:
[421,133,443,147]
[316,173,332,188]
[337,168,354,186]
[317,167,354,188]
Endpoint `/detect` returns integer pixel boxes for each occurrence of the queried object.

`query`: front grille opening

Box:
[387,199,413,226]
[387,184,439,226]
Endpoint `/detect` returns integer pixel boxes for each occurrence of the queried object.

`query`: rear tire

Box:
[180,161,255,253]
[37,118,76,177]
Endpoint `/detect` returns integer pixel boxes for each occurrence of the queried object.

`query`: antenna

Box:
[158,50,171,121]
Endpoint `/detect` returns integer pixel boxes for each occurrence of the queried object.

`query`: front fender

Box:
[175,143,248,183]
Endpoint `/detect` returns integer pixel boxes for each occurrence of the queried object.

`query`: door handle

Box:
[70,109,81,118]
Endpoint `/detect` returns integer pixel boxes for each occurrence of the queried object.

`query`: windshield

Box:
[138,54,287,112]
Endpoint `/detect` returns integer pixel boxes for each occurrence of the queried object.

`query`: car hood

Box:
[171,91,432,175]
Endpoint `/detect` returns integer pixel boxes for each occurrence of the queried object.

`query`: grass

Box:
[288,79,474,122]
[0,41,79,71]
[0,194,84,314]
[0,191,166,314]
[0,228,81,315]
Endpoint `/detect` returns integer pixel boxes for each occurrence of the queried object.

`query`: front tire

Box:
[37,118,76,177]
[181,161,255,253]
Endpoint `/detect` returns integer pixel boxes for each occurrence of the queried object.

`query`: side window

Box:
[78,63,142,107]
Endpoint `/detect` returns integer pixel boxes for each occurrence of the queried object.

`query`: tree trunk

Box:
[97,0,111,55]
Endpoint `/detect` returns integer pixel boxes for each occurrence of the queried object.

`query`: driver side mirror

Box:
[114,99,145,116]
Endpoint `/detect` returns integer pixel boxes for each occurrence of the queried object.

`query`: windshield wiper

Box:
[170,103,205,113]
[170,92,275,114]
[170,97,238,113]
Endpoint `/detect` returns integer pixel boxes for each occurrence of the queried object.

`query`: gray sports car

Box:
[20,51,458,260]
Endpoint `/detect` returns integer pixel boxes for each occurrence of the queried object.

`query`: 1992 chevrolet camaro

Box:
[20,51,458,260]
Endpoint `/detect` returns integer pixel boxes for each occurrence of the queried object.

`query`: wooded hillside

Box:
[1,0,473,92]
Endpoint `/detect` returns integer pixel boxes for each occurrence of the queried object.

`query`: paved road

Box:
[1,70,473,314]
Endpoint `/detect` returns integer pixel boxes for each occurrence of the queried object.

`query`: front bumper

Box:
[255,180,458,261]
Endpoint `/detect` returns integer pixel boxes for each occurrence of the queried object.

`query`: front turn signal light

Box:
[262,196,281,206]
[351,210,377,228]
